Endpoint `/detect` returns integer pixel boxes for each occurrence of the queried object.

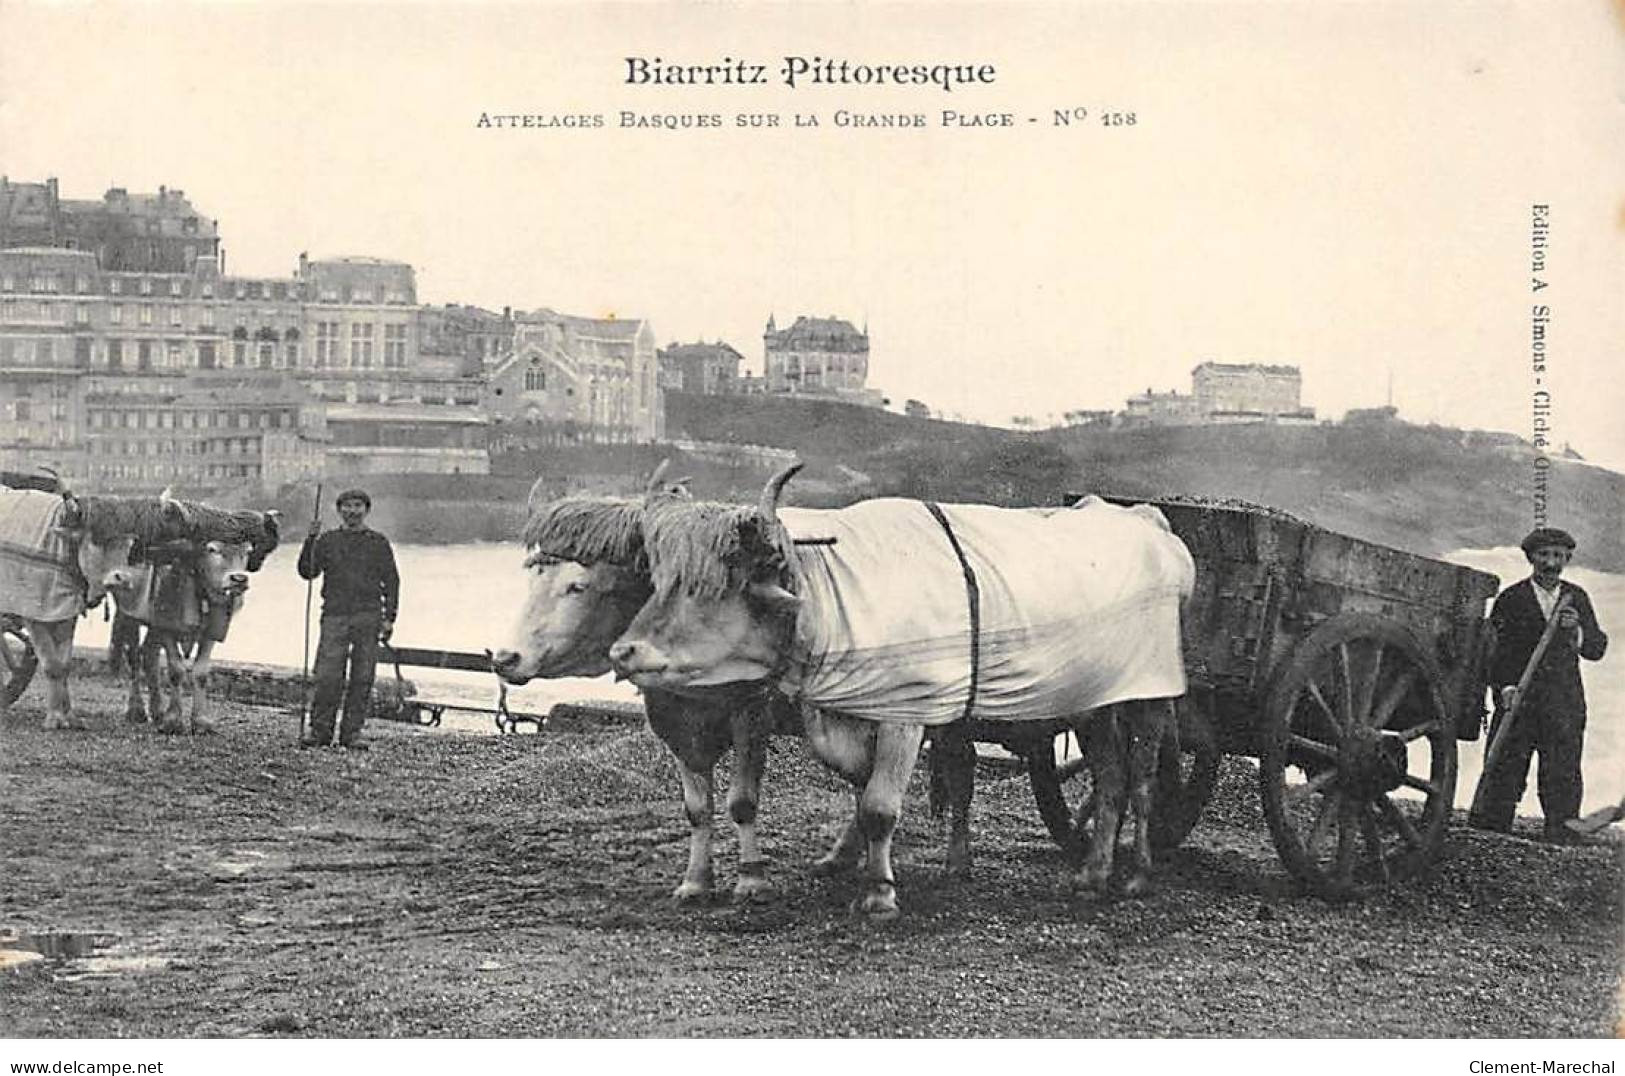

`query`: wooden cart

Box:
[987,494,1501,901]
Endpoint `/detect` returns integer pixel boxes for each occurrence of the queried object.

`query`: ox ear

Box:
[747,580,801,616]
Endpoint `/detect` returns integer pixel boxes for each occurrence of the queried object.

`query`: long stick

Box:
[299,482,322,743]
[1470,592,1571,817]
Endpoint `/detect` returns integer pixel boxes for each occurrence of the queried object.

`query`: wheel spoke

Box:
[1306,793,1337,856]
[1337,643,1355,727]
[1398,772,1437,796]
[1376,793,1422,850]
[1288,733,1338,761]
[1352,641,1383,727]
[0,638,16,674]
[1360,802,1392,884]
[1333,796,1358,887]
[1304,767,1339,796]
[1390,719,1437,745]
[1304,679,1344,734]
[1371,669,1418,729]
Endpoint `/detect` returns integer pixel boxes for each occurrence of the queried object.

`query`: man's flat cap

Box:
[1521,527,1576,555]
[336,488,372,509]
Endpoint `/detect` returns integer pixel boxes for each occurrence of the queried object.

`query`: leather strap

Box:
[922,501,980,723]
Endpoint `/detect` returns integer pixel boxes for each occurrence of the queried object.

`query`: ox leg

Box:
[115,619,146,723]
[155,636,189,735]
[141,637,167,729]
[32,619,81,730]
[671,762,717,903]
[647,696,719,904]
[728,704,774,904]
[187,640,218,735]
[932,723,977,876]
[1120,700,1172,899]
[803,709,871,876]
[1074,708,1126,897]
[853,722,925,921]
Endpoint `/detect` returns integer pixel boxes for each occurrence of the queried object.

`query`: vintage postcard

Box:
[0,0,1620,1061]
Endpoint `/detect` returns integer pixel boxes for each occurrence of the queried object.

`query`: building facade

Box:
[486,309,662,446]
[762,315,881,406]
[658,340,743,395]
[1120,362,1315,426]
[1,177,219,273]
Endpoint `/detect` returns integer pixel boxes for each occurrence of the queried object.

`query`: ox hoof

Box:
[124,708,148,725]
[671,878,714,905]
[850,882,900,921]
[190,719,218,736]
[731,877,775,905]
[156,720,188,736]
[945,850,974,878]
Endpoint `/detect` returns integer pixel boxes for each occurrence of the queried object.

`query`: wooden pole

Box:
[299,482,322,744]
[1469,592,1571,818]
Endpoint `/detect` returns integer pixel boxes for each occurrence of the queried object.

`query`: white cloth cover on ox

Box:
[776,496,1194,726]
[0,488,84,621]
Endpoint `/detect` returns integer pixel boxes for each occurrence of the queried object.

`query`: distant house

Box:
[659,340,743,395]
[1120,361,1315,426]
[1344,405,1400,425]
[763,314,884,408]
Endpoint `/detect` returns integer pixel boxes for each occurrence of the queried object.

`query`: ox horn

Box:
[758,461,804,519]
[525,475,549,516]
[643,459,672,500]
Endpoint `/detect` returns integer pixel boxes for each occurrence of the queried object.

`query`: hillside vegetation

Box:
[664,392,1625,572]
[273,392,1623,571]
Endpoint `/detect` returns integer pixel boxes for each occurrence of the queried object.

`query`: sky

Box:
[1,1,1621,469]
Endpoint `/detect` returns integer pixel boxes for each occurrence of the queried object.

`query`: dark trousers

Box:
[1470,702,1585,831]
[308,611,381,744]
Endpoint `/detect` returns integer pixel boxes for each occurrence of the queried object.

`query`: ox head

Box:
[491,478,656,684]
[608,463,803,693]
[195,537,256,614]
[69,493,190,606]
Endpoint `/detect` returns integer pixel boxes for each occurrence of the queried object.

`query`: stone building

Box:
[1191,362,1312,422]
[0,177,220,273]
[1120,362,1315,427]
[658,340,743,394]
[486,309,662,446]
[79,372,326,493]
[762,315,881,406]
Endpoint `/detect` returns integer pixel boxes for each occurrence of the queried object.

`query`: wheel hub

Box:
[1341,726,1408,797]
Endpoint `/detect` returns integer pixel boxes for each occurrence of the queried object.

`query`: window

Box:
[349,322,375,368]
[110,304,123,325]
[201,283,213,299]
[384,324,407,368]
[169,280,182,297]
[167,342,183,369]
[16,399,30,421]
[257,342,274,368]
[524,367,546,391]
[140,305,153,326]
[75,338,92,367]
[197,341,216,369]
[109,278,122,295]
[315,321,339,367]
[36,340,53,364]
[200,306,213,329]
[284,343,300,368]
[140,278,152,296]
[168,305,182,327]
[74,303,89,326]
[107,339,123,370]
[76,276,90,294]
[0,274,11,291]
[232,341,247,367]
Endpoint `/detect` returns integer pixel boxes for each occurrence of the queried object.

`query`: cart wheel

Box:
[1260,613,1456,901]
[0,616,38,707]
[1027,698,1220,857]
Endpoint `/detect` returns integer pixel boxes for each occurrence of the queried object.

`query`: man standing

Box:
[298,488,399,749]
[1468,527,1607,841]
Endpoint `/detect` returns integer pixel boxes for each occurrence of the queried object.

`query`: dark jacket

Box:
[1487,578,1607,714]
[297,526,399,622]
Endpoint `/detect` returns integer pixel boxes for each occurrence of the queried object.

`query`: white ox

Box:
[110,507,278,734]
[0,487,176,730]
[489,481,978,905]
[609,464,1196,919]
